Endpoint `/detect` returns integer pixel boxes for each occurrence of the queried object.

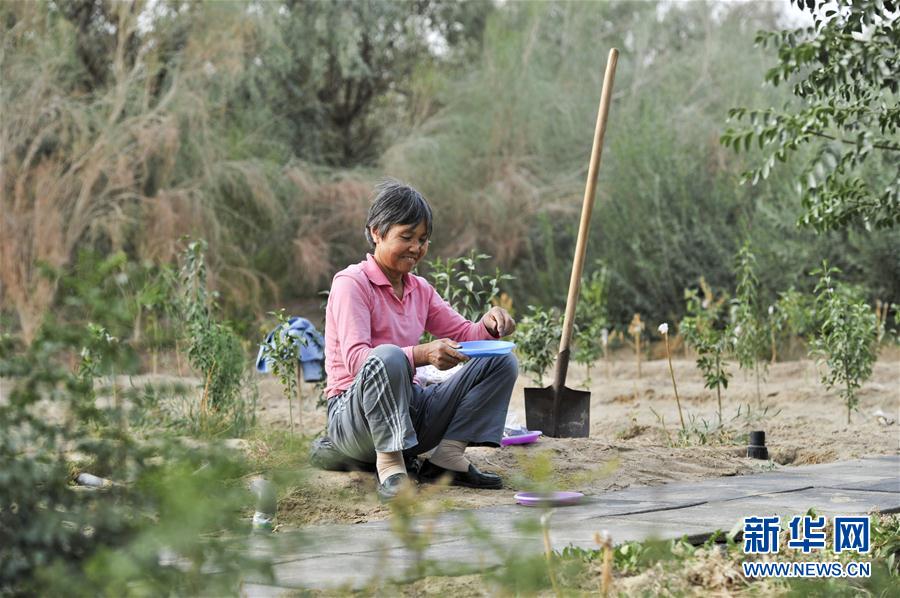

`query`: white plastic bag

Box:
[415,363,464,386]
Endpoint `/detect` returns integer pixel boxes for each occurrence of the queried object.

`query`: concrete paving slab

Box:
[250,522,466,565]
[266,543,509,589]
[568,499,709,520]
[586,456,898,505]
[583,476,811,505]
[825,478,900,493]
[748,487,900,515]
[410,498,695,540]
[240,583,289,598]
[866,454,900,464]
[616,499,865,538]
[590,502,754,533]
[549,516,714,549]
[422,506,539,537]
[532,495,687,516]
[616,489,896,539]
[267,553,401,589]
[241,456,900,594]
[780,456,899,478]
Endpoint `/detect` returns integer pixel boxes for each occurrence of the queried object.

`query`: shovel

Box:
[524,48,619,438]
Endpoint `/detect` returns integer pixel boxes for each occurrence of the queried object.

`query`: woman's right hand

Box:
[415,338,469,370]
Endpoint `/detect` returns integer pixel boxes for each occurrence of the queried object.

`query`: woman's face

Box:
[371,220,429,278]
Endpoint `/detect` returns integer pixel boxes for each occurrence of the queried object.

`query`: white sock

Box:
[376,451,407,483]
[429,439,470,473]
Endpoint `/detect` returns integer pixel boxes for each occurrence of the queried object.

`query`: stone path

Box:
[243,455,899,595]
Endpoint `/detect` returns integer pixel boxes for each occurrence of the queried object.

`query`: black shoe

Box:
[376,473,411,502]
[417,461,503,489]
[404,454,421,481]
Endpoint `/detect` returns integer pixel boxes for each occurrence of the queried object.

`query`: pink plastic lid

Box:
[514,491,585,507]
[501,431,542,446]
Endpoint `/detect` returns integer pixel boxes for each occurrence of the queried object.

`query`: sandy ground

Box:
[252,351,899,527]
[2,348,895,527]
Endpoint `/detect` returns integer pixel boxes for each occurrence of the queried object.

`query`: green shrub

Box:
[263,309,308,435]
[769,287,817,360]
[515,305,562,386]
[811,263,878,424]
[178,240,255,437]
[573,265,609,386]
[730,242,768,404]
[680,280,732,424]
[424,250,513,323]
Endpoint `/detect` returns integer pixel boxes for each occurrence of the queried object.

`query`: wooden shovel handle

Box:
[554,48,618,387]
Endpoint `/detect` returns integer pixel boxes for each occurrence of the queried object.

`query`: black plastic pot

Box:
[747,430,769,460]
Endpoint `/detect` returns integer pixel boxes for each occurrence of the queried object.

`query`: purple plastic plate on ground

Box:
[501,431,542,446]
[457,340,516,358]
[514,491,585,507]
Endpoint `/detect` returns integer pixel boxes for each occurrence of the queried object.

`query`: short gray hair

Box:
[364,179,433,248]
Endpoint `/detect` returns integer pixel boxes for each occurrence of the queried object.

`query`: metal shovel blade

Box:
[524,385,590,438]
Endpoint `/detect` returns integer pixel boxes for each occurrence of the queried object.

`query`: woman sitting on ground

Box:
[324,179,518,501]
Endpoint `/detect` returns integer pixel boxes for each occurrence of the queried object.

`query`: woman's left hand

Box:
[482,306,516,338]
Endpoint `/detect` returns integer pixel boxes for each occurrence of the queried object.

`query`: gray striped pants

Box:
[327,344,518,464]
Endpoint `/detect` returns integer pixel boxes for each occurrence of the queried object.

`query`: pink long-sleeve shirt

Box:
[324,254,496,398]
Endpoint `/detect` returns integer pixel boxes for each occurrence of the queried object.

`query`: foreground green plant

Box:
[385,482,449,582]
[594,531,613,597]
[811,263,878,424]
[561,534,708,578]
[464,514,559,595]
[540,512,562,597]
[0,330,273,595]
[557,514,899,595]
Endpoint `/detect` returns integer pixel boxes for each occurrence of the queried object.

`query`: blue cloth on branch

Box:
[256,317,325,382]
